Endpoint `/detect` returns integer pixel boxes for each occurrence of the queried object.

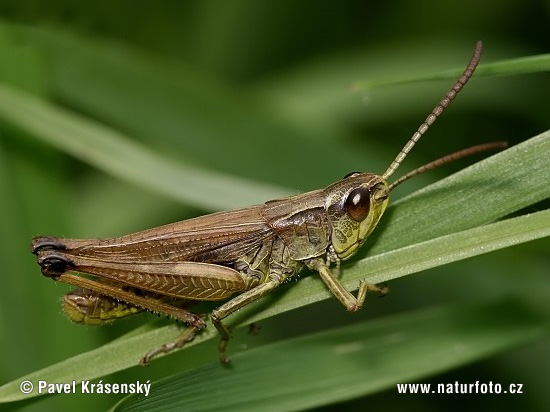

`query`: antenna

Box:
[382,40,484,181]
[387,142,507,191]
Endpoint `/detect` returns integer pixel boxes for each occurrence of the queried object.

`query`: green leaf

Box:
[371,130,550,253]
[352,54,550,90]
[0,83,293,211]
[112,300,545,412]
[0,23,371,192]
[0,324,216,403]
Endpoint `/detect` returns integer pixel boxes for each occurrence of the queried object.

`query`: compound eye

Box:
[345,187,371,222]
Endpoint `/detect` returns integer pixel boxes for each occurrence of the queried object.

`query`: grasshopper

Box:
[32,41,505,365]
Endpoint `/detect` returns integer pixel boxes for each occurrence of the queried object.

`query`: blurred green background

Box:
[0,0,548,411]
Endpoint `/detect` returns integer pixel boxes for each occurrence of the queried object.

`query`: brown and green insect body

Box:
[32,41,505,365]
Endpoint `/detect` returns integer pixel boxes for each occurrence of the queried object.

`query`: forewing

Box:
[57,206,274,264]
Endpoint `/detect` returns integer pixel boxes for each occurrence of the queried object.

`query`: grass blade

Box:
[112,299,545,412]
[0,84,293,211]
[352,54,550,90]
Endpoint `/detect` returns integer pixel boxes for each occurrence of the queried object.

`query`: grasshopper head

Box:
[324,173,389,260]
[322,42,503,262]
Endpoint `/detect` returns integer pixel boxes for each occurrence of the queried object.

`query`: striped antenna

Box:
[382,40,484,181]
[387,142,507,191]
